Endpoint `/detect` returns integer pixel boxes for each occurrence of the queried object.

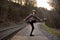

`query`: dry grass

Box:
[41,23,60,37]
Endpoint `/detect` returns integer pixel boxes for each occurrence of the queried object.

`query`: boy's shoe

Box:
[30,34,34,36]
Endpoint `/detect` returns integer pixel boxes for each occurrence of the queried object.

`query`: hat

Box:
[32,10,36,12]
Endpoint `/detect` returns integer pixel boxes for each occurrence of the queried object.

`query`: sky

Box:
[37,0,53,10]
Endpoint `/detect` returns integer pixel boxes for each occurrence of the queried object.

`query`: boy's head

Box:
[32,10,36,14]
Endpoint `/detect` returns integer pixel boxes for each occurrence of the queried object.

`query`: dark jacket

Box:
[24,13,41,23]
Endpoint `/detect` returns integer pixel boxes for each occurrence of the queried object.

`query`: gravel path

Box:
[10,22,60,40]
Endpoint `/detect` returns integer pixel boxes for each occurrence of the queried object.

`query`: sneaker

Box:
[30,34,34,36]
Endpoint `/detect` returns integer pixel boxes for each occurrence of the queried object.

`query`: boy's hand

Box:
[40,19,43,22]
[24,19,25,21]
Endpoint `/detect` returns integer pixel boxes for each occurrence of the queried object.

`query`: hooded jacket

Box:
[24,13,41,23]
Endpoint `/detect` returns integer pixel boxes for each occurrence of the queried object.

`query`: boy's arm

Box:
[24,14,32,21]
[35,16,43,22]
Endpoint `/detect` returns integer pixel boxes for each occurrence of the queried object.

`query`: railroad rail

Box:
[0,22,27,40]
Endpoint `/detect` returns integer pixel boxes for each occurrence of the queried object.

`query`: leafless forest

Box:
[0,0,60,29]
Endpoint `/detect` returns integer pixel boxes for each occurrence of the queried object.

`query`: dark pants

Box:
[29,21,34,35]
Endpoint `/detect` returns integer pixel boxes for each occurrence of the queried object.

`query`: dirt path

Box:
[10,23,49,40]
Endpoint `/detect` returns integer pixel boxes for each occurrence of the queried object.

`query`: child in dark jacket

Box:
[24,10,42,36]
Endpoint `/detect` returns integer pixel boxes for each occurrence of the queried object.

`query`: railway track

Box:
[0,22,27,40]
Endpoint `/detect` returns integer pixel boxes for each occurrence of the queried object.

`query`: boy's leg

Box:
[30,22,34,36]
